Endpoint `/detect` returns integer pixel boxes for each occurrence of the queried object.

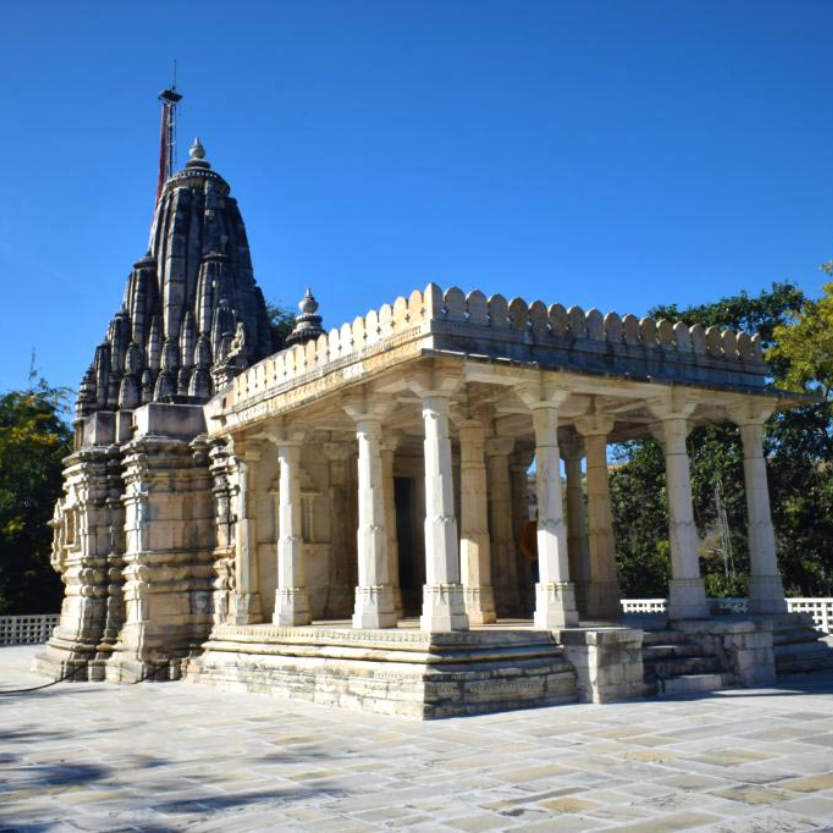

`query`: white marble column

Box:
[381,435,404,619]
[576,416,623,621]
[231,445,263,624]
[459,421,496,624]
[351,414,397,628]
[656,415,709,620]
[486,437,518,616]
[420,393,469,632]
[560,437,590,618]
[735,406,787,614]
[270,431,311,626]
[322,442,354,617]
[529,399,579,629]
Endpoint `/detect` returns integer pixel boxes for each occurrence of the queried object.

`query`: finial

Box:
[299,287,319,316]
[190,137,206,160]
[185,137,211,170]
[286,287,325,347]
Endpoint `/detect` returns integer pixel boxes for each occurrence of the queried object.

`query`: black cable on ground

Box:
[0,659,170,695]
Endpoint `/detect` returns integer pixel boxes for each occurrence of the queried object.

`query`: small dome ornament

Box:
[186,137,211,170]
[286,287,325,347]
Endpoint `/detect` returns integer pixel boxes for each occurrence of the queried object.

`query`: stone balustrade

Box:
[0,614,60,647]
[228,283,767,409]
[622,597,833,633]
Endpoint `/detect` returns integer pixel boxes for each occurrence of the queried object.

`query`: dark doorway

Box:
[395,477,423,615]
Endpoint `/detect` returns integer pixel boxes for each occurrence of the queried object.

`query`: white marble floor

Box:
[1,645,832,832]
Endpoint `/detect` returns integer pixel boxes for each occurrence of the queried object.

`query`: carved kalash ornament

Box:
[37,133,832,717]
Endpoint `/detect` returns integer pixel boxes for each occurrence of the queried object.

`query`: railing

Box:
[0,614,59,646]
[231,283,766,406]
[622,598,833,633]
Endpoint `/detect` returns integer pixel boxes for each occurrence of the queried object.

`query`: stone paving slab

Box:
[1,646,833,831]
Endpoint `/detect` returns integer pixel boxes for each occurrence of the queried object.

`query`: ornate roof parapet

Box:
[75,139,274,440]
[224,282,771,416]
[286,288,324,347]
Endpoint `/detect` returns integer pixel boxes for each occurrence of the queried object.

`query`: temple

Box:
[36,140,833,717]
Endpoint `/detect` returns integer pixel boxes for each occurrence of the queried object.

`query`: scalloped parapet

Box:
[227,283,770,408]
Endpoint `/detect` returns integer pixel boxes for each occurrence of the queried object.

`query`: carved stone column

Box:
[518,384,578,629]
[381,433,404,619]
[322,441,355,617]
[560,436,590,618]
[734,403,787,614]
[420,392,469,632]
[344,398,397,629]
[459,420,496,624]
[230,442,264,625]
[650,400,709,620]
[576,415,622,620]
[486,437,517,616]
[268,428,310,626]
[510,446,536,613]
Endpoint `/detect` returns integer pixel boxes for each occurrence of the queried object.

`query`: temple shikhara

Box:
[36,137,832,717]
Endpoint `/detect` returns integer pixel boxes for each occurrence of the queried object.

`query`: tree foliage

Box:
[610,280,833,598]
[266,299,297,347]
[0,380,72,614]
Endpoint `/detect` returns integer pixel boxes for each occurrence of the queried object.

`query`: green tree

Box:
[266,299,296,347]
[0,380,73,614]
[767,280,833,594]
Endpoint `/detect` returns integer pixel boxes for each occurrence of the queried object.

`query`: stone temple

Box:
[36,139,833,717]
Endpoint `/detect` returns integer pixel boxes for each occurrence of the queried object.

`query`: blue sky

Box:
[1,1,832,394]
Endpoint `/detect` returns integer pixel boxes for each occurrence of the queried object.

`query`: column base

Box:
[231,592,264,625]
[353,586,398,629]
[667,578,709,620]
[392,587,404,620]
[585,582,624,621]
[273,588,311,627]
[572,580,590,619]
[463,585,497,625]
[420,584,470,632]
[534,582,579,629]
[748,574,788,615]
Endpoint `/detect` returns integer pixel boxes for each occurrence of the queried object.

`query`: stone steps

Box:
[645,655,724,679]
[642,629,731,698]
[642,643,705,660]
[660,673,732,696]
[774,633,833,675]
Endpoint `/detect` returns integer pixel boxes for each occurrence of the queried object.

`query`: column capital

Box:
[515,380,571,410]
[646,389,698,422]
[226,436,263,463]
[485,436,516,458]
[322,440,354,463]
[728,398,776,427]
[510,445,536,472]
[407,361,464,399]
[559,435,585,462]
[575,413,615,438]
[342,391,395,423]
[264,422,306,447]
[381,430,404,454]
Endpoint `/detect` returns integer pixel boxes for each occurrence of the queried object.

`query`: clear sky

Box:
[1,1,832,395]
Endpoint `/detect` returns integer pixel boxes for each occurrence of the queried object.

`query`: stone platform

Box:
[185,623,578,719]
